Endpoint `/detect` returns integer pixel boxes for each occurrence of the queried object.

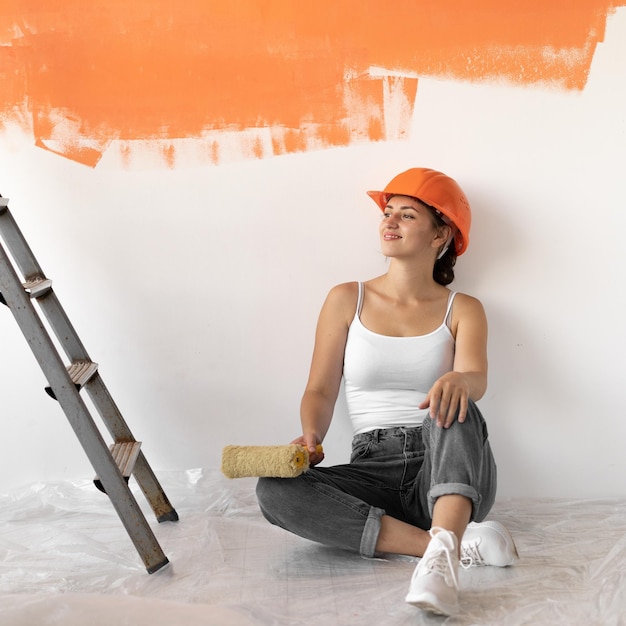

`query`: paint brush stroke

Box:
[0,0,623,167]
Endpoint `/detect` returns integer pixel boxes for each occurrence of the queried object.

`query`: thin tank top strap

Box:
[356,282,364,318]
[444,291,457,329]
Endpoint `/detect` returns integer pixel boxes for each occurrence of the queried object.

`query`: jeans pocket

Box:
[350,440,372,462]
[481,416,490,443]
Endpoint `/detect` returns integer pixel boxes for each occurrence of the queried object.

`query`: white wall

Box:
[1,9,625,499]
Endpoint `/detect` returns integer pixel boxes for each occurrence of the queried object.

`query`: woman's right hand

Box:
[291,435,325,466]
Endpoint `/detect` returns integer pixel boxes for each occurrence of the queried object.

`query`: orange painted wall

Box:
[0,0,623,166]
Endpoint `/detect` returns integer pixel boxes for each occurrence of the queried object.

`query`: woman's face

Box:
[379,195,446,259]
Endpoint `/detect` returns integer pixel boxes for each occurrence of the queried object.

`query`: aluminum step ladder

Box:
[0,194,178,574]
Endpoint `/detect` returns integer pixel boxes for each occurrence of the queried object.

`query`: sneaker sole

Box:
[405,593,459,616]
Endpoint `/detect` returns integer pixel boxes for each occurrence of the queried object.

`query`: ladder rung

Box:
[68,360,98,386]
[94,441,142,493]
[112,441,143,476]
[23,277,53,298]
[44,360,99,400]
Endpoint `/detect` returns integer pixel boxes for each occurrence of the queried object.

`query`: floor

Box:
[1,469,625,625]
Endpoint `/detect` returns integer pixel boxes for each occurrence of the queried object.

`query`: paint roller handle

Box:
[305,443,324,466]
[292,439,324,466]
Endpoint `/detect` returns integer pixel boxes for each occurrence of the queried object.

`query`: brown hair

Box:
[426,204,457,286]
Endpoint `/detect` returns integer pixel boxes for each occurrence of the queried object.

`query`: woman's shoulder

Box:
[451,291,484,309]
[318,282,360,328]
[326,281,359,308]
[450,292,487,325]
[324,281,359,320]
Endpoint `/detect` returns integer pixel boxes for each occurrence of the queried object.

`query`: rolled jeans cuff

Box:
[428,483,481,519]
[360,506,385,557]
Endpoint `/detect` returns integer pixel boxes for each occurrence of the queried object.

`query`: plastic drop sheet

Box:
[1,469,625,625]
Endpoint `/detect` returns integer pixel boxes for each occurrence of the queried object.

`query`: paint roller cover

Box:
[221,444,312,479]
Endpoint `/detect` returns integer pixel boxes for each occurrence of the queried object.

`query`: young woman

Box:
[256,167,518,616]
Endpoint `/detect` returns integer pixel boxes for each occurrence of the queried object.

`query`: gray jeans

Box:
[256,400,497,557]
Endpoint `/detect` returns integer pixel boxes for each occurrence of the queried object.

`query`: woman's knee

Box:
[256,476,308,526]
[256,477,284,525]
[464,399,490,440]
[430,399,489,444]
[255,476,272,501]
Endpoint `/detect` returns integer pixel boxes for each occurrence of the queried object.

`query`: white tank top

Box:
[343,283,456,434]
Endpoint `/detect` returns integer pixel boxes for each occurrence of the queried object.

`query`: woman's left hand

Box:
[419,372,471,429]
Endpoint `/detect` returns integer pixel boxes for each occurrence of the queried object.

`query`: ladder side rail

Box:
[132,452,180,522]
[0,244,168,573]
[35,291,93,362]
[87,375,179,522]
[0,205,47,282]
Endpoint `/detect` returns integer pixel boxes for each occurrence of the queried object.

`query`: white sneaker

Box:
[405,528,460,616]
[461,521,519,567]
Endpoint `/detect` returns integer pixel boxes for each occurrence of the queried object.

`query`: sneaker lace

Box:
[423,546,459,587]
[460,541,485,568]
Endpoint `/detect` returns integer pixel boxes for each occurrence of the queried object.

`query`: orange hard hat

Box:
[367,168,471,255]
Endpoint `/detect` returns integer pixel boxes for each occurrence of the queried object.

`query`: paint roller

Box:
[221,444,323,479]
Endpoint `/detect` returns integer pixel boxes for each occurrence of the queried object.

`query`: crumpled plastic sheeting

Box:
[1,469,625,626]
